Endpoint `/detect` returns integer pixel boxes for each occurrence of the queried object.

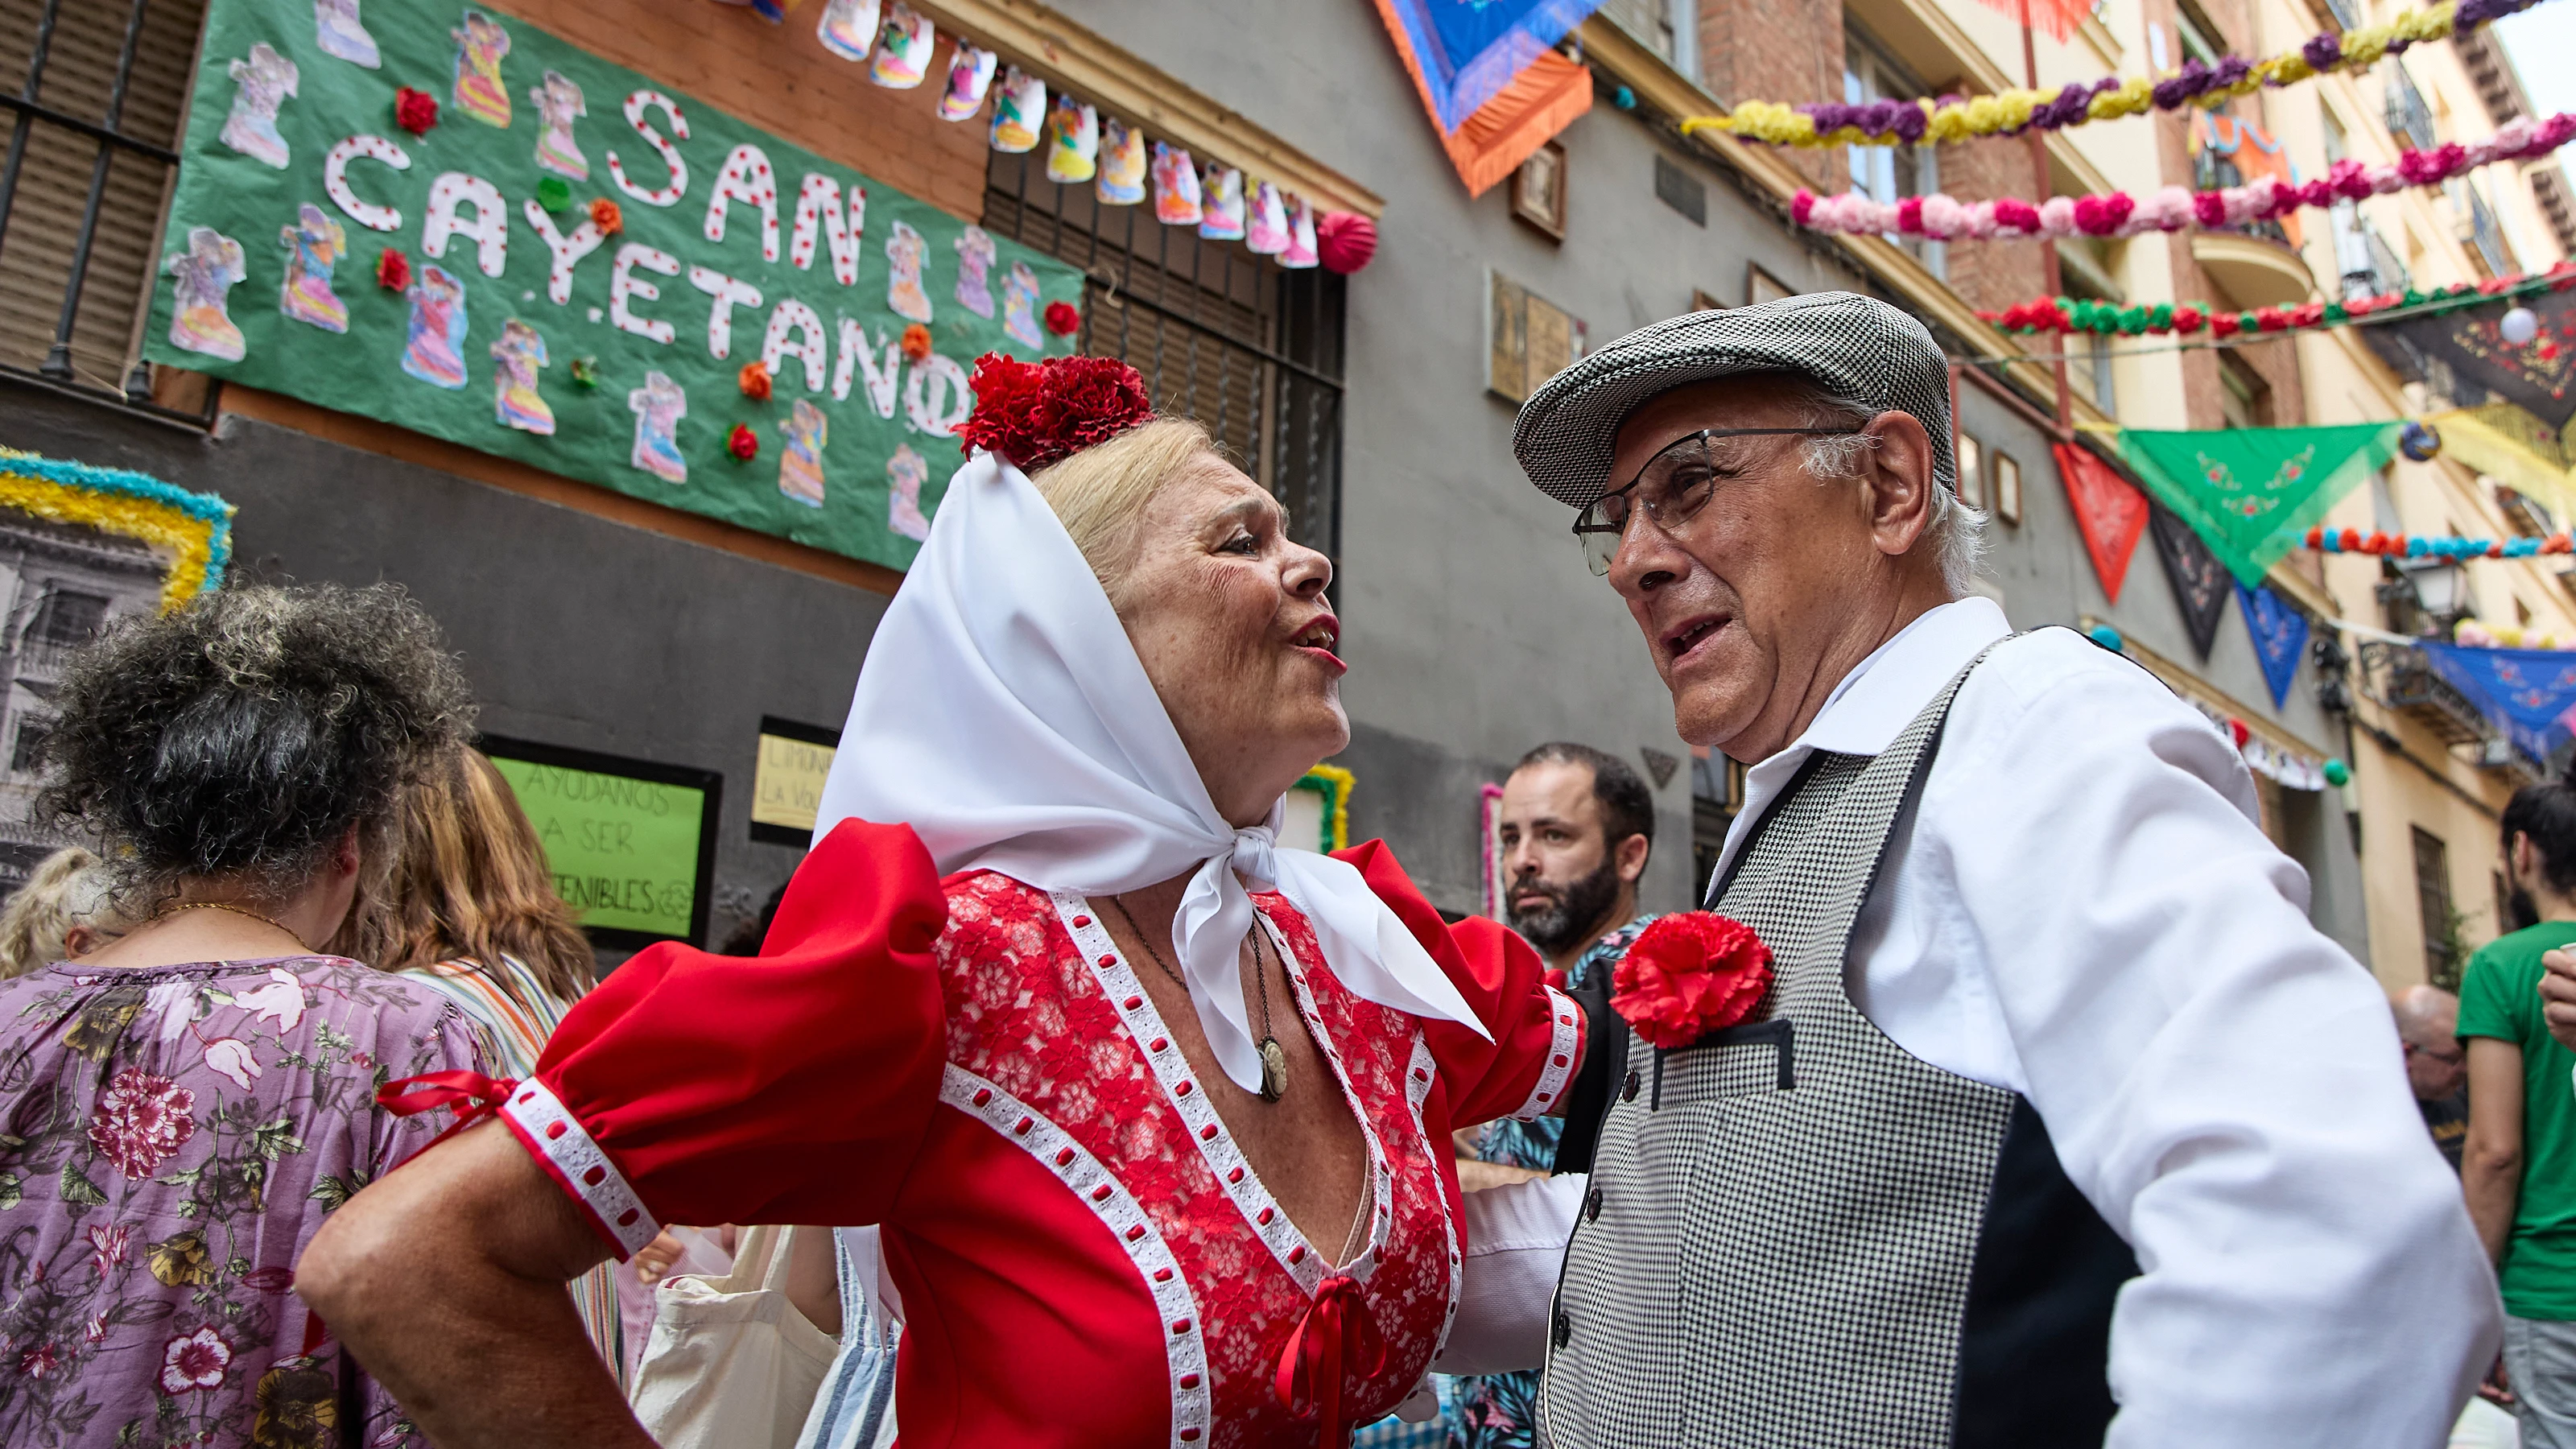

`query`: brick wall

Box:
[1698,0,1844,192]
[1937,134,2047,313]
[485,0,992,223]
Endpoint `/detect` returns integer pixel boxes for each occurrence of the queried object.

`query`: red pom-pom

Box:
[376,246,411,292]
[728,423,758,460]
[2339,527,2361,551]
[589,197,623,235]
[900,323,933,362]
[2305,526,2322,548]
[956,353,1155,472]
[1043,299,1081,336]
[2173,304,2205,334]
[738,361,773,400]
[2227,717,2251,749]
[1318,212,1377,274]
[395,86,439,137]
[1609,912,1772,1051]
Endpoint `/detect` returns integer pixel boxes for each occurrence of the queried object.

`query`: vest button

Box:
[1551,1308,1571,1348]
[1620,1069,1639,1102]
[1583,1185,1604,1222]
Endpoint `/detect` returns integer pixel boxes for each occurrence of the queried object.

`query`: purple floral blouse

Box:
[0,955,485,1447]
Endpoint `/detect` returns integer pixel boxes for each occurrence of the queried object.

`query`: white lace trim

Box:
[1509,985,1583,1121]
[1404,1032,1465,1362]
[501,1079,659,1260]
[939,1063,1212,1446]
[1055,891,1393,1294]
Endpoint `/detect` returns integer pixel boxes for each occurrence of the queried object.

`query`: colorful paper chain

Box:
[0,449,234,611]
[1981,260,2576,341]
[2310,523,2574,560]
[1682,0,2545,148]
[1794,111,2575,241]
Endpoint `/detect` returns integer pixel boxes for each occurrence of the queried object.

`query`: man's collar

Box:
[1777,596,2013,762]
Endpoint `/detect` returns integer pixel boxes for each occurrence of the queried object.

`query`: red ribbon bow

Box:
[376,1070,519,1149]
[1274,1274,1388,1448]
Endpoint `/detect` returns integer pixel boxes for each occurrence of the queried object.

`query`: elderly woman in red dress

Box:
[298,355,1591,1448]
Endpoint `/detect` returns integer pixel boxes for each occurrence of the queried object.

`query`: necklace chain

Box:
[151,900,312,953]
[1108,894,1285,1100]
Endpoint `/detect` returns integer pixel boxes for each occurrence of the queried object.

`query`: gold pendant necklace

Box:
[151,899,312,952]
[1113,894,1287,1102]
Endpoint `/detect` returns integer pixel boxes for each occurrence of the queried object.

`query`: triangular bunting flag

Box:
[2149,502,2231,659]
[1370,0,1604,195]
[2232,580,2310,708]
[2421,641,2576,759]
[2118,423,2400,586]
[2054,441,2149,604]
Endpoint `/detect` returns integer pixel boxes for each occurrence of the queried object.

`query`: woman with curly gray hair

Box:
[0,583,486,1449]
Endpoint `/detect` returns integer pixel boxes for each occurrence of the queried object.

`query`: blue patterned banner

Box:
[2421,641,2576,760]
[2233,581,2309,708]
[1371,0,1608,132]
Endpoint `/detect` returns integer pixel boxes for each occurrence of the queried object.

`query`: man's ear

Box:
[1615,832,1650,886]
[1863,410,1939,560]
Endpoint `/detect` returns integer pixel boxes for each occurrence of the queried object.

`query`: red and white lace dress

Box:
[492,820,1581,1448]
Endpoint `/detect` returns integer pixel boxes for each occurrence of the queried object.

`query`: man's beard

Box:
[1508,856,1623,956]
[2512,886,2542,932]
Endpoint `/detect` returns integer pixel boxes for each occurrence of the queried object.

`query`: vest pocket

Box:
[1652,1018,1796,1108]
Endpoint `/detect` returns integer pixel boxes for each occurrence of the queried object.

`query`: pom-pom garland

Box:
[375,246,411,291]
[899,323,934,362]
[2306,523,2576,563]
[1609,912,1773,1051]
[1980,260,2576,339]
[588,197,623,235]
[394,86,440,137]
[1685,0,2543,148]
[955,352,1155,474]
[1796,112,2576,242]
[728,423,759,460]
[1042,299,1082,336]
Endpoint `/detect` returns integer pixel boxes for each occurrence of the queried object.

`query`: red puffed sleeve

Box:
[498,819,948,1259]
[1334,839,1584,1129]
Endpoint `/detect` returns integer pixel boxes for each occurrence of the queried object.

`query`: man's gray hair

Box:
[1780,378,1985,597]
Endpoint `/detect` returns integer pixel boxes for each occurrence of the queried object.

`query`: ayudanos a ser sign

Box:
[148,0,1083,571]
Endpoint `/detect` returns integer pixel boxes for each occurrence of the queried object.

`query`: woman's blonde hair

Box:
[349,747,595,1005]
[1030,417,1220,604]
[0,846,130,979]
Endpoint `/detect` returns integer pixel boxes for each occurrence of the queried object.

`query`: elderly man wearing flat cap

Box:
[1511,293,2498,1447]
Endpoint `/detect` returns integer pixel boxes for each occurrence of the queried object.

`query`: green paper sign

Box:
[147,0,1084,572]
[2118,423,2401,586]
[489,753,706,939]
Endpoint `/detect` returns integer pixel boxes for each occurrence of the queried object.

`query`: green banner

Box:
[2117,423,2400,586]
[147,0,1084,572]
[489,753,705,939]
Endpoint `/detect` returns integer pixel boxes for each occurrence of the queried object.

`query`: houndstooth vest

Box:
[1537,642,2137,1449]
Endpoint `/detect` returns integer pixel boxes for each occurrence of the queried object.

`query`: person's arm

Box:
[299,1119,643,1448]
[2541,948,2576,1055]
[2465,1036,2527,1263]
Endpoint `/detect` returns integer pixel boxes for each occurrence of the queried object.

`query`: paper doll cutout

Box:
[279,203,349,332]
[1198,162,1245,241]
[1245,180,1290,255]
[314,0,381,68]
[1096,118,1145,205]
[1151,142,1202,225]
[1001,260,1042,349]
[1044,97,1098,184]
[989,66,1043,154]
[1281,194,1319,269]
[489,318,554,435]
[629,370,688,483]
[220,43,299,169]
[778,398,828,507]
[530,70,588,180]
[885,218,932,324]
[886,443,931,540]
[937,43,997,122]
[401,262,470,389]
[815,0,880,61]
[869,2,935,89]
[451,10,513,129]
[954,225,996,318]
[162,228,248,363]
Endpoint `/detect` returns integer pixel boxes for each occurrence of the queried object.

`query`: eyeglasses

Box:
[1572,427,1864,576]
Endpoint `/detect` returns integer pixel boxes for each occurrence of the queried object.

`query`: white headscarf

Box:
[815,452,1486,1093]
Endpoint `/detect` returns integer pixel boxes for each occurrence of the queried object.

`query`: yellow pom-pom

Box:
[1964,95,2005,132]
[1927,104,1973,142]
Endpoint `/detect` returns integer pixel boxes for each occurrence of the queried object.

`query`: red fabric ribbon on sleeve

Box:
[1274,1274,1388,1448]
[377,1070,519,1149]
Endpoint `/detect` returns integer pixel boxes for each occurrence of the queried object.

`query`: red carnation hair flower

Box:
[1611,911,1772,1051]
[956,353,1155,473]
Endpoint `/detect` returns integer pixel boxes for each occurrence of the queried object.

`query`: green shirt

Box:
[2459,920,2576,1320]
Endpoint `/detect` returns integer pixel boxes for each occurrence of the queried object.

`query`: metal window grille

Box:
[0,0,214,425]
[980,148,1345,564]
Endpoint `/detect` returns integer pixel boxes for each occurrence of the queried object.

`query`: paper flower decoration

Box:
[1610,912,1772,1051]
[569,356,599,390]
[728,423,759,460]
[536,176,572,213]
[1318,212,1377,275]
[589,197,623,235]
[738,361,774,400]
[956,352,1154,473]
[1042,300,1080,336]
[394,86,439,137]
[900,322,933,361]
[375,246,411,291]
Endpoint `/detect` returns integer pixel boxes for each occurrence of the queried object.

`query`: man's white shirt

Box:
[1689,595,2500,1446]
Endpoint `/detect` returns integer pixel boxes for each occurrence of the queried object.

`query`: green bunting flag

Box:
[2116,423,2401,587]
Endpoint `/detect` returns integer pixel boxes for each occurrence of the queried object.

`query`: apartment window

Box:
[2174,1,2227,64]
[985,150,1345,563]
[1955,431,1985,511]
[1598,0,1697,81]
[0,0,216,423]
[2219,353,2277,430]
[2414,826,2462,987]
[8,718,47,775]
[1992,451,2022,525]
[1843,25,1943,280]
[26,586,107,647]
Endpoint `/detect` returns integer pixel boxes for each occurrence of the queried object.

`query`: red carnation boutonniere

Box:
[1610,911,1773,1051]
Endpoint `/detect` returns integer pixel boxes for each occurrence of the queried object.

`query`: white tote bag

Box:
[793,1226,901,1449]
[630,1224,840,1449]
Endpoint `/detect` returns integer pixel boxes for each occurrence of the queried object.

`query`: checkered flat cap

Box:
[1513,291,1955,507]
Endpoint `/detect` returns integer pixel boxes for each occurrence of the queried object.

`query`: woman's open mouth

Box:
[1292,616,1346,675]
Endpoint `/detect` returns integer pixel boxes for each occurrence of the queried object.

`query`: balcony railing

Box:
[2385,61,2438,151]
[2464,184,2514,277]
[2344,223,2412,299]
[2361,639,2549,778]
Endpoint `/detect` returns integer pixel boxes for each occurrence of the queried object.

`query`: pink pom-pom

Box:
[2039,196,2078,237]
[2194,192,2227,226]
[1992,196,2041,234]
[1792,190,1818,226]
[2148,186,2194,230]
[1920,193,1967,239]
[1897,196,1925,235]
